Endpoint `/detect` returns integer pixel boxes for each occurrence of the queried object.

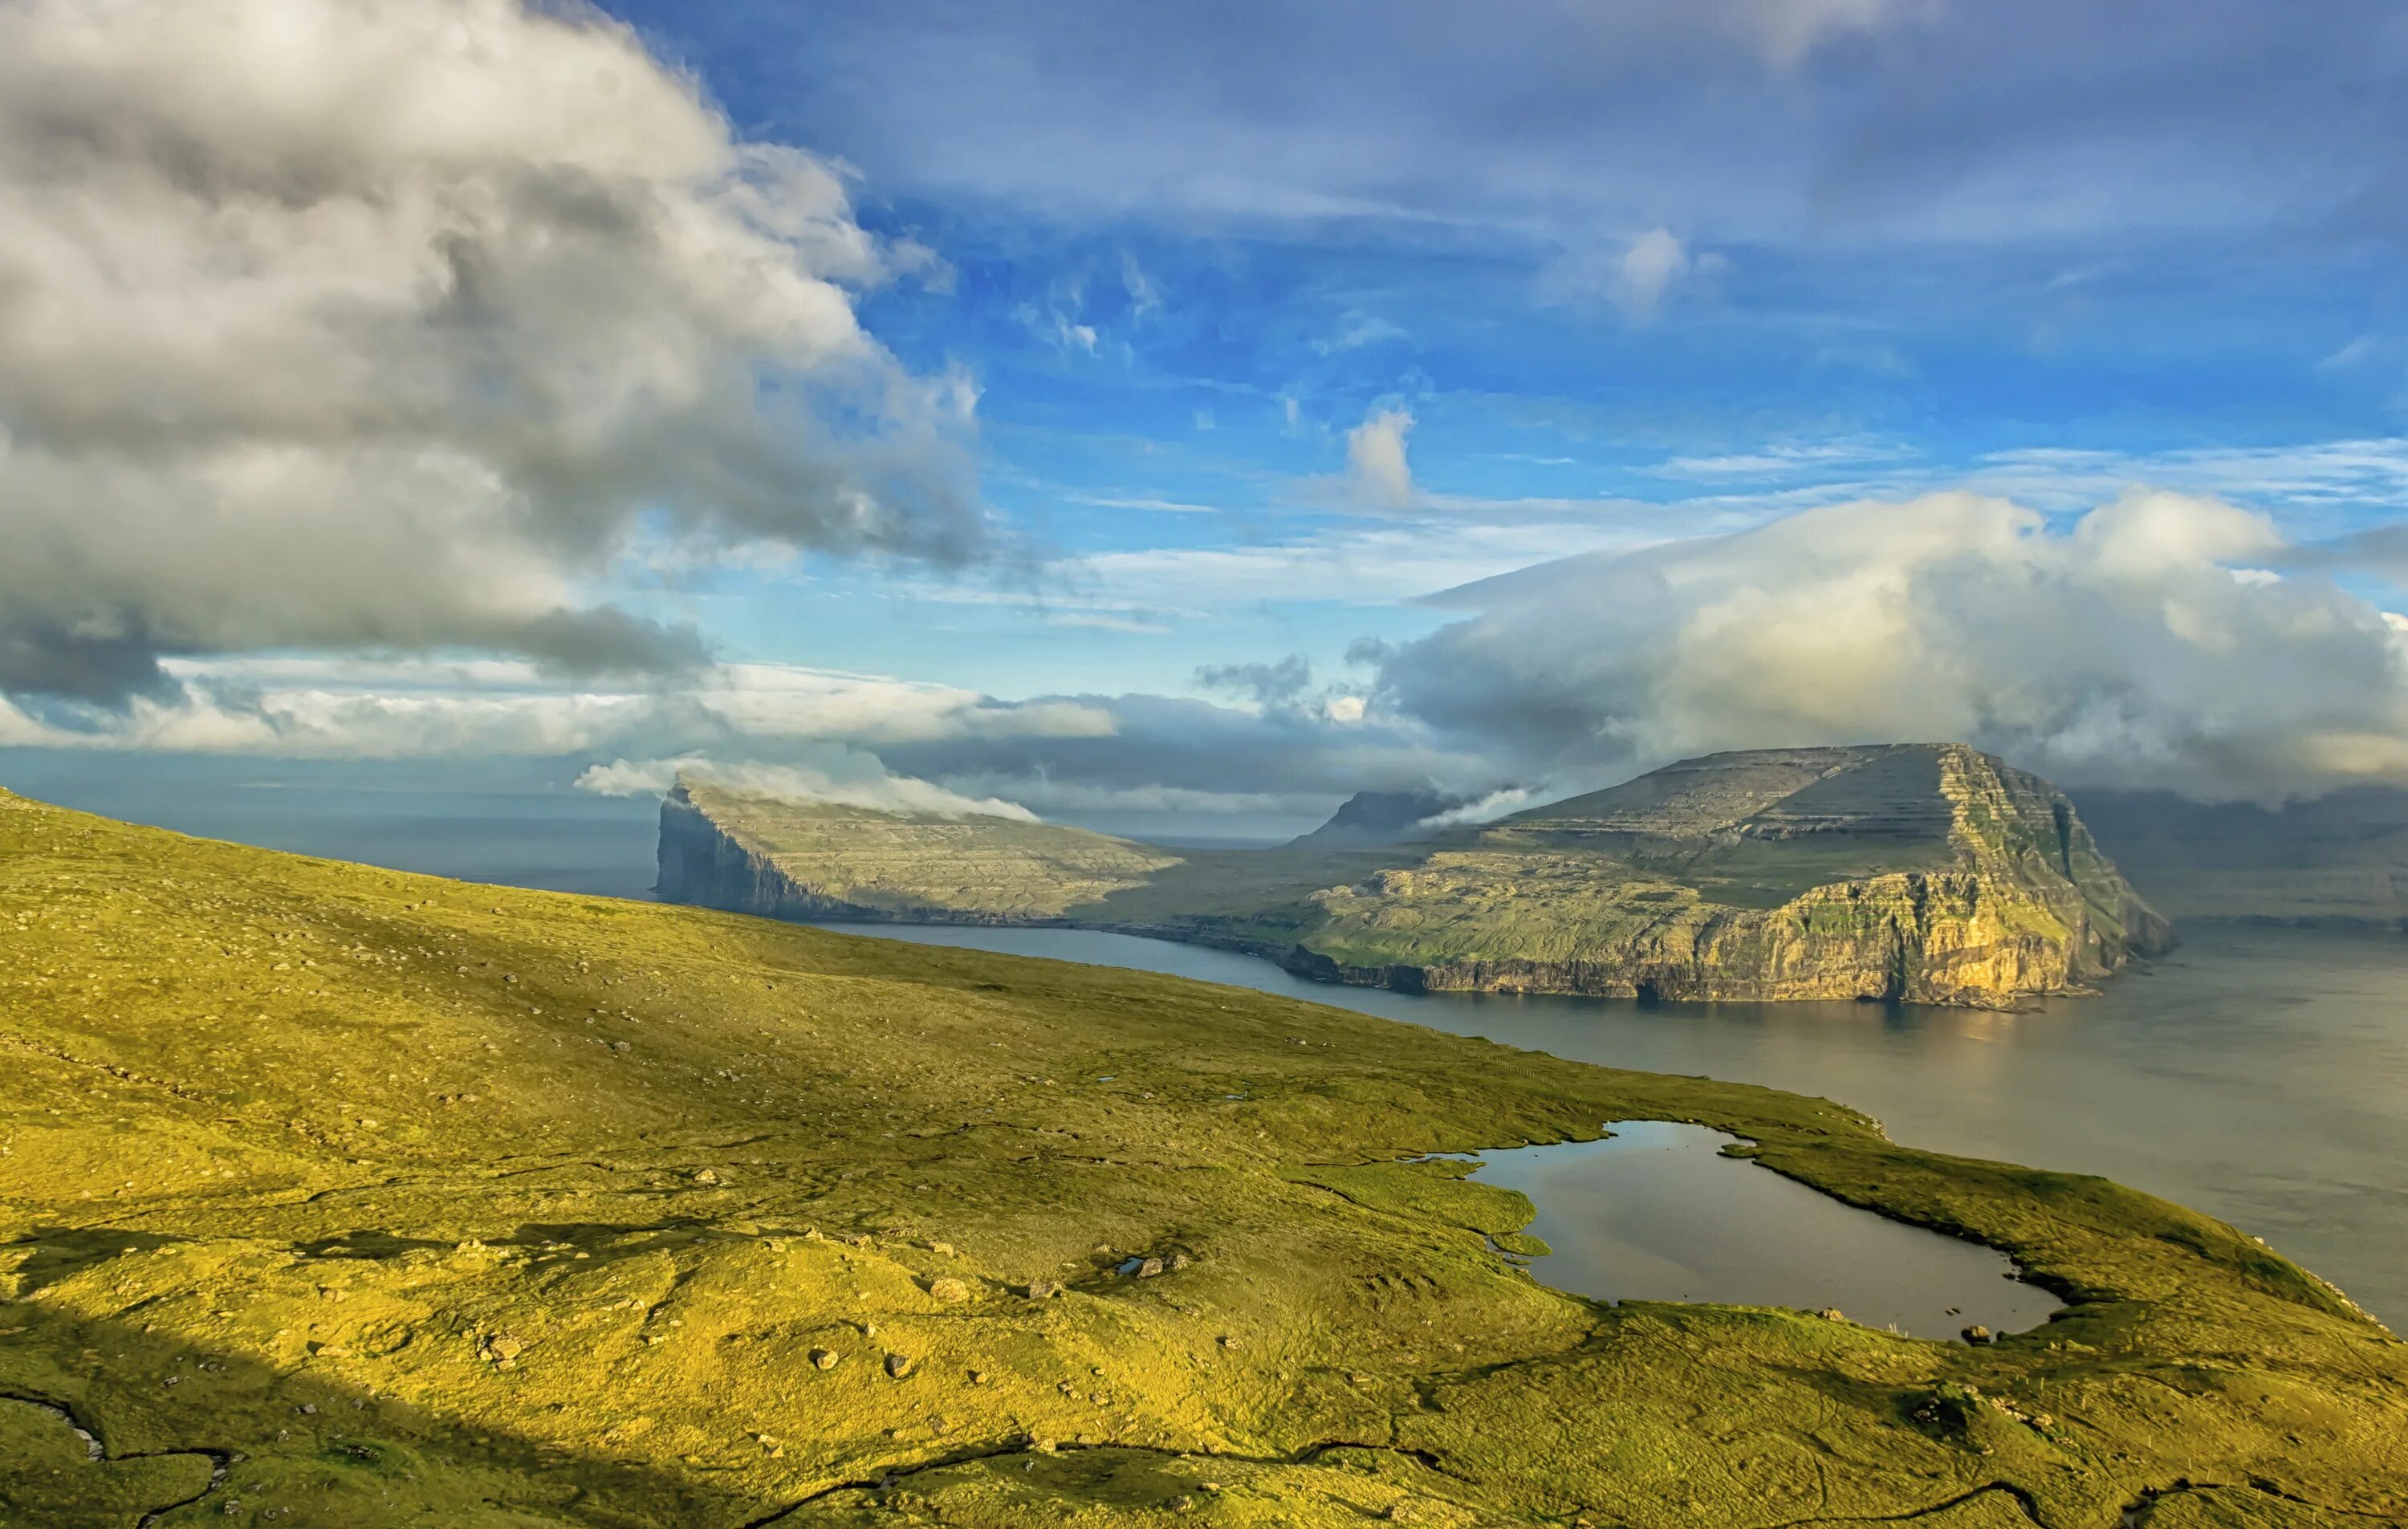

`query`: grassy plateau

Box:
[2,787,2404,1527]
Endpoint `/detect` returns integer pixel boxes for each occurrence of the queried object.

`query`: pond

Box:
[807,919,2408,1328]
[1447,1120,2058,1340]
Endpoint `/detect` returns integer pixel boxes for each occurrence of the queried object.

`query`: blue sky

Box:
[588,0,2408,698]
[4,0,2408,826]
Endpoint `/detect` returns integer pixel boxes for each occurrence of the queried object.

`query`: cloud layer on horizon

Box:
[12,488,2408,815]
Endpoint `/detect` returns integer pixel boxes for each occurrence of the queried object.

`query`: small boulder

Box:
[1024,1279,1063,1300]
[1134,1257,1165,1279]
[884,1352,913,1379]
[928,1276,971,1304]
[1962,1324,1993,1345]
[810,1348,840,1371]
[1816,1308,1845,1322]
[689,1169,721,1186]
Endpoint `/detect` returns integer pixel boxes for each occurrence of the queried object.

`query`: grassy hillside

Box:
[3,786,2402,1526]
[669,746,2171,1007]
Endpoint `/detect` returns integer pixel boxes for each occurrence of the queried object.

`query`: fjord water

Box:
[816,921,2408,1327]
[1446,1122,2058,1339]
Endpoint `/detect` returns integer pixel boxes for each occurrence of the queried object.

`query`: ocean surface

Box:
[10,763,2403,1326]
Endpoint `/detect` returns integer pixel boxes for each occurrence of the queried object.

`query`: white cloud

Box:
[1377,488,2408,800]
[1312,315,1408,354]
[0,0,986,703]
[1539,226,1722,318]
[576,752,1039,821]
[1120,250,1163,316]
[1345,407,1418,509]
[1618,228,1691,316]
[1416,787,1536,829]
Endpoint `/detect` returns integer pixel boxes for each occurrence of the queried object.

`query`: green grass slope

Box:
[3,787,2402,1527]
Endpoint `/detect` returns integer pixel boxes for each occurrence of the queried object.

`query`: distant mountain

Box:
[2073,785,2408,931]
[661,745,2172,1009]
[1287,787,1469,848]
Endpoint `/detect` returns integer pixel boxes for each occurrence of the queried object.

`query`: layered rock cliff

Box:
[659,746,2174,1009]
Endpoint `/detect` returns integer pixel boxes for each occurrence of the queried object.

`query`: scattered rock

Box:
[1816,1308,1845,1322]
[1024,1279,1062,1300]
[1962,1324,1993,1345]
[689,1168,721,1185]
[1134,1256,1165,1279]
[930,1242,955,1256]
[927,1275,971,1304]
[884,1352,913,1379]
[810,1348,840,1371]
[477,1332,529,1367]
[1168,1251,1193,1271]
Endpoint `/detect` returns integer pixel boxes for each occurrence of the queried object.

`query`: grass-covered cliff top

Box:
[3,786,2401,1526]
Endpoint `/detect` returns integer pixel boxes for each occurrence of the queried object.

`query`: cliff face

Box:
[657,785,820,917]
[659,747,2174,1010]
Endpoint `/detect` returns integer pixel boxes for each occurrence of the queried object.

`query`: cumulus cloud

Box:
[575,751,1038,821]
[0,0,983,701]
[1370,489,2408,800]
[1345,408,1416,509]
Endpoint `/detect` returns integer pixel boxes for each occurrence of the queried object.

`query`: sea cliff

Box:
[658,745,2175,1009]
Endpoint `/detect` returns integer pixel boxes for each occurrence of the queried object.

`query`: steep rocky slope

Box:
[2,787,2402,1525]
[665,746,2172,1009]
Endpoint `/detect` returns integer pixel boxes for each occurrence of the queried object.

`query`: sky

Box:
[4,0,2408,838]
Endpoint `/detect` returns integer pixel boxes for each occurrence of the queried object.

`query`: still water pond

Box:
[816,921,2408,1328]
[1446,1121,2057,1340]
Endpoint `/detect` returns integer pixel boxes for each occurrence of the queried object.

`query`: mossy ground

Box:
[2,788,2402,1527]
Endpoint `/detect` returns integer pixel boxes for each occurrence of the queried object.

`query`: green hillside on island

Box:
[661,744,2174,1010]
[3,786,2406,1527]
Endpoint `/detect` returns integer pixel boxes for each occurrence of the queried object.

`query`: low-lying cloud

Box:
[0,0,983,701]
[1373,490,2408,800]
[576,752,1039,822]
